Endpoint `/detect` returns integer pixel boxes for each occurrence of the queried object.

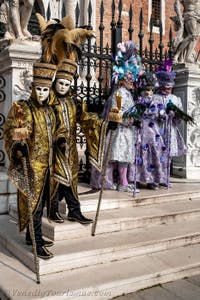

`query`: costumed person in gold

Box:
[34,13,115,223]
[3,62,66,259]
[49,59,109,224]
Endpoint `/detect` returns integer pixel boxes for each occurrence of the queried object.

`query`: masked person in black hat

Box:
[135,72,168,190]
[152,59,187,187]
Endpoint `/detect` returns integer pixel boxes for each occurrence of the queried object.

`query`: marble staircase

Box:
[1,182,200,299]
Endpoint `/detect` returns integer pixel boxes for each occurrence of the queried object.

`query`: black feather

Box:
[166,100,195,124]
[123,102,146,119]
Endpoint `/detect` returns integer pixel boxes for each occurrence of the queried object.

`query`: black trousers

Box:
[26,171,49,246]
[50,184,80,214]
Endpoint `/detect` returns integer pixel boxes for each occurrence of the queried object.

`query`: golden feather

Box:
[60,15,74,30]
[36,13,96,65]
[36,13,56,31]
[70,28,95,46]
[36,13,47,31]
[52,29,78,65]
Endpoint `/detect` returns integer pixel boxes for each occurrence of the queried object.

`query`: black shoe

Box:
[26,238,54,247]
[68,211,93,225]
[147,183,159,190]
[49,212,64,223]
[159,183,168,188]
[36,246,53,259]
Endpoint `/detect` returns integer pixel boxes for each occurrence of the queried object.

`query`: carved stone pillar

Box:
[64,0,77,21]
[0,40,41,214]
[83,0,96,31]
[172,63,200,179]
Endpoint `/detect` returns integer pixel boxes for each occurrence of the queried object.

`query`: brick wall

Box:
[95,0,177,52]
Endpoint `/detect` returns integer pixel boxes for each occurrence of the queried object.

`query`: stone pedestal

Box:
[0,40,41,214]
[172,63,200,179]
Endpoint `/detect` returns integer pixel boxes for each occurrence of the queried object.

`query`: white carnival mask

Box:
[35,86,50,102]
[55,78,71,95]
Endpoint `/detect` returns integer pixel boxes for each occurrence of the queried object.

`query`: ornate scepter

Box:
[91,92,122,236]
[13,102,40,284]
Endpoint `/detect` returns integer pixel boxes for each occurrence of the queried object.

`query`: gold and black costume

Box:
[3,62,66,233]
[4,93,66,231]
[52,91,107,200]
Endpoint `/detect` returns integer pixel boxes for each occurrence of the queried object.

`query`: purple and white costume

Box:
[151,92,186,158]
[136,95,168,185]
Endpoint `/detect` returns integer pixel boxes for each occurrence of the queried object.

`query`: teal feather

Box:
[166,100,195,124]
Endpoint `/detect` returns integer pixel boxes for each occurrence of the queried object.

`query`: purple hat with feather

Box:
[156,59,176,88]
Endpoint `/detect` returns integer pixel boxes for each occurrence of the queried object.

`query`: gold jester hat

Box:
[32,62,57,87]
[56,59,77,82]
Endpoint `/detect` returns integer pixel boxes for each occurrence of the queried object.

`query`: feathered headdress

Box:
[137,72,157,92]
[156,59,176,88]
[112,41,144,85]
[36,13,95,66]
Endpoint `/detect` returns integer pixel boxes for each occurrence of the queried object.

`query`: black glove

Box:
[133,120,142,129]
[107,121,118,131]
[12,142,29,159]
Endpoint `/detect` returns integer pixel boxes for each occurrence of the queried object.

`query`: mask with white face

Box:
[35,86,50,103]
[55,78,71,95]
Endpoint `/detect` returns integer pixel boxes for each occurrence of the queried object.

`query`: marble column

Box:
[172,63,200,179]
[0,40,41,214]
[64,0,78,21]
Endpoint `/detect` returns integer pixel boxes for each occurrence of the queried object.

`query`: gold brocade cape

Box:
[51,91,107,199]
[4,95,66,231]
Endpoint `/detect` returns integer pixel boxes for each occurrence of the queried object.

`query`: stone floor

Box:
[115,275,200,300]
[1,178,200,300]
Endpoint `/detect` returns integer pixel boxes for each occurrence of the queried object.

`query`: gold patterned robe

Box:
[4,94,66,231]
[51,91,107,200]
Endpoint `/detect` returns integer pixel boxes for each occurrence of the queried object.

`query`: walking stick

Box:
[91,92,121,236]
[133,124,139,198]
[21,153,40,284]
[12,102,40,283]
[167,115,172,189]
[91,130,114,236]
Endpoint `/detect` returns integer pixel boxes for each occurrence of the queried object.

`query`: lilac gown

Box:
[136,95,168,185]
[136,92,186,185]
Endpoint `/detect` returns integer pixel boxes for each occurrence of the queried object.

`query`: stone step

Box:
[43,198,200,241]
[1,239,200,300]
[8,183,200,220]
[60,182,200,213]
[1,214,200,276]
